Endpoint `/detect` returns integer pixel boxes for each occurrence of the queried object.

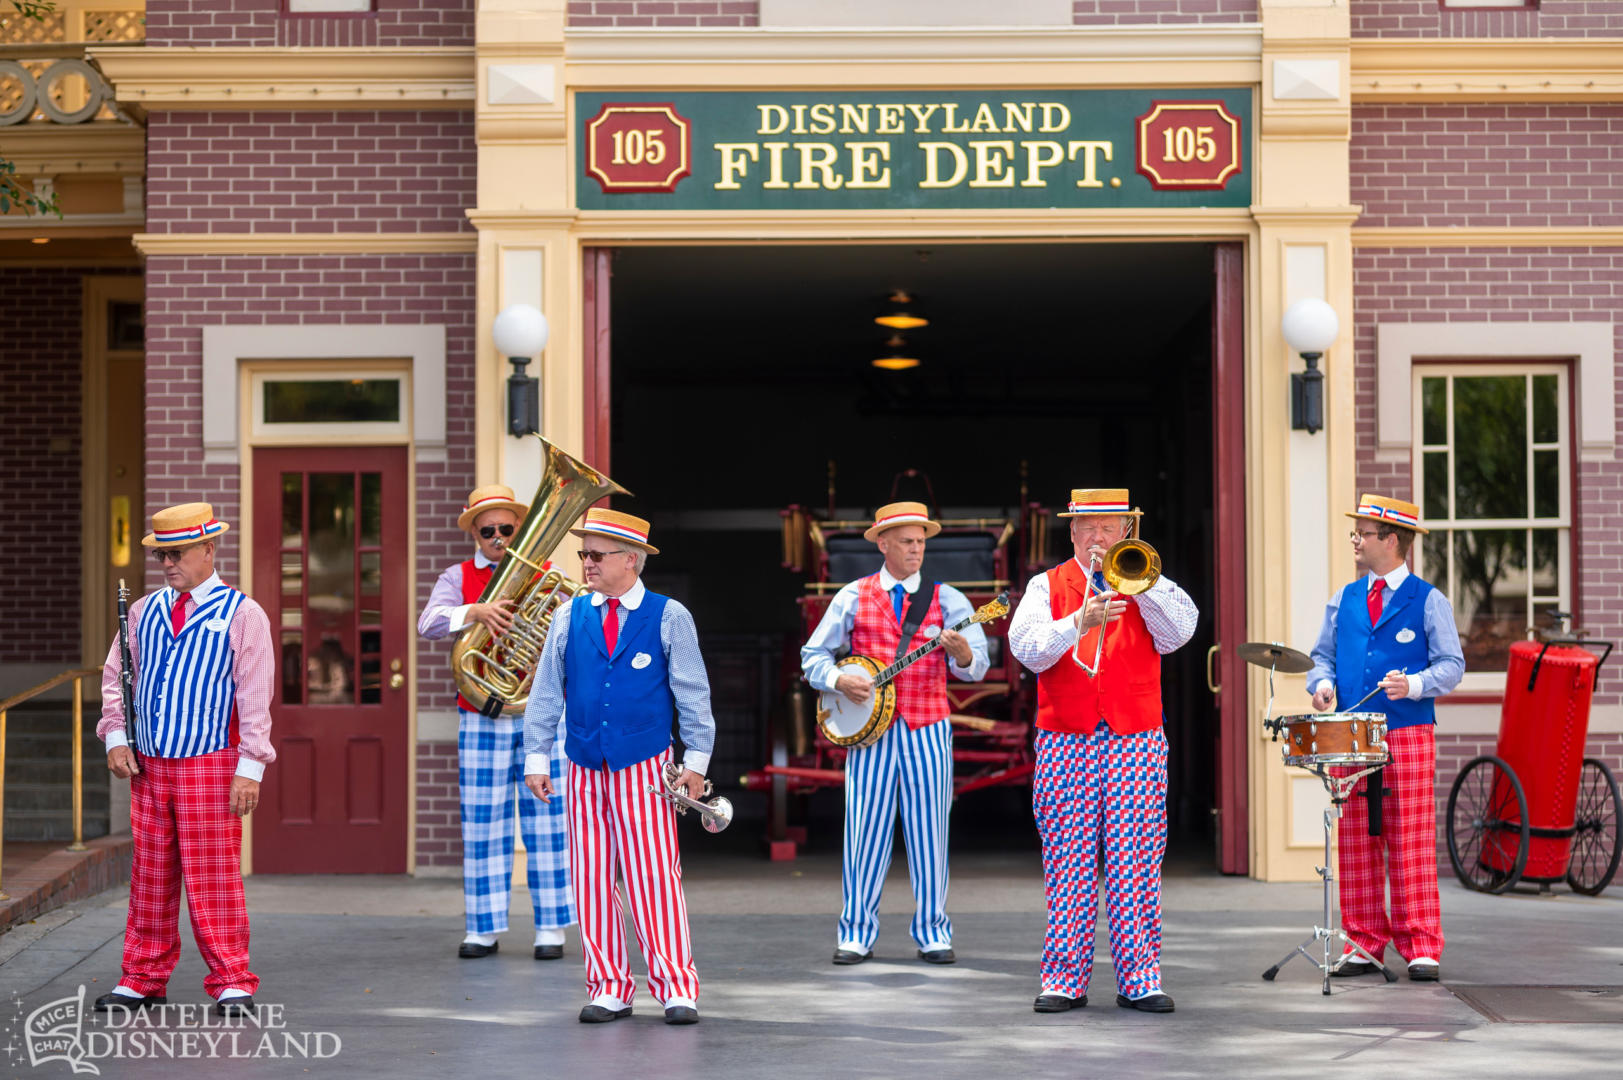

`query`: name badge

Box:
[206,617,230,632]
[631,652,652,669]
[1395,628,1417,644]
[922,625,941,640]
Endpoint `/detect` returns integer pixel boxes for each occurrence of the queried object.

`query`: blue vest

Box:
[563,592,676,771]
[134,585,246,758]
[1334,573,1436,731]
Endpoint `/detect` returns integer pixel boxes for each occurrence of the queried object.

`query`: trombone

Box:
[1071,532,1162,677]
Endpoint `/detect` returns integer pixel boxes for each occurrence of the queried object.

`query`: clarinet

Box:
[116,579,137,751]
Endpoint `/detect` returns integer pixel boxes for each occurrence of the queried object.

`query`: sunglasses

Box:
[151,544,201,564]
[577,548,629,563]
[479,524,516,540]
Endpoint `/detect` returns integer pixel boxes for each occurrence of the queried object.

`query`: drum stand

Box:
[1261,762,1401,995]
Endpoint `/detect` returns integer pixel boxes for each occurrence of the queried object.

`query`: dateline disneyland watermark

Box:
[6,987,341,1073]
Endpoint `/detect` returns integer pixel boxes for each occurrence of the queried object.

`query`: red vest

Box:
[456,559,495,713]
[850,574,948,729]
[1036,558,1163,736]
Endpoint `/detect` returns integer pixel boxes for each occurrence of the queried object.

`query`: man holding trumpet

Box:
[1010,489,1197,1015]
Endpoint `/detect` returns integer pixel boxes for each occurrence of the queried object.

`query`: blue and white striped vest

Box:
[133,585,246,758]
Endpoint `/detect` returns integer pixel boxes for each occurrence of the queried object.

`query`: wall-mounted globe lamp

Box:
[1281,298,1339,436]
[493,303,549,437]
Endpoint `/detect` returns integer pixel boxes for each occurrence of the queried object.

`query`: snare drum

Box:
[1279,711,1389,768]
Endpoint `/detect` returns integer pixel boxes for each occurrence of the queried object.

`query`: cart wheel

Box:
[1447,755,1530,894]
[1566,758,1622,896]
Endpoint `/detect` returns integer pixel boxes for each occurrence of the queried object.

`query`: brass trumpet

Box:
[1071,536,1162,676]
[646,761,733,834]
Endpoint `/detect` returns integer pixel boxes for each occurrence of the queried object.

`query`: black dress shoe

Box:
[1033,993,1085,1013]
[94,992,166,1011]
[579,1003,632,1023]
[1332,960,1378,977]
[917,948,956,965]
[832,948,873,965]
[216,996,255,1017]
[458,941,498,959]
[664,1006,700,1025]
[534,945,564,961]
[1115,992,1175,1013]
[1407,961,1441,982]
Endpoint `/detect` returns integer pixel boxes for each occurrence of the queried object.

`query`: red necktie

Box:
[1367,579,1384,626]
[172,591,191,637]
[603,597,620,655]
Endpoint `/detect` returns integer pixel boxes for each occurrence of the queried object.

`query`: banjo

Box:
[817,592,1010,749]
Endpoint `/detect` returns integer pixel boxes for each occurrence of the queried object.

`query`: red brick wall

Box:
[415,740,460,867]
[0,267,139,667]
[1351,0,1623,38]
[145,0,476,48]
[1072,0,1255,24]
[146,112,476,236]
[1351,105,1623,229]
[567,0,757,25]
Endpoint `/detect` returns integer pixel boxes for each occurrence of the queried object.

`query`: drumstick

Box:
[1337,667,1407,714]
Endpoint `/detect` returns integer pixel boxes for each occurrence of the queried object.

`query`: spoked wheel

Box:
[1566,758,1622,896]
[1447,755,1531,894]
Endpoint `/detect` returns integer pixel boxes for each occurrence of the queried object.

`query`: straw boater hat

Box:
[142,502,229,548]
[863,501,941,543]
[1346,493,1429,535]
[457,484,530,532]
[1056,488,1144,519]
[569,508,660,555]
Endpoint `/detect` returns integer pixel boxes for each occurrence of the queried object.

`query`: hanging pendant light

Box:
[872,333,920,371]
[875,289,928,330]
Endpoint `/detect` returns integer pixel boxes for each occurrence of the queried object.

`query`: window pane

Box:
[1533,602,1565,638]
[1453,376,1526,519]
[1416,531,1448,590]
[263,379,401,425]
[1423,451,1449,520]
[1533,449,1559,518]
[281,553,302,595]
[1531,528,1559,596]
[360,473,382,547]
[1421,377,1447,446]
[281,473,302,547]
[308,635,354,705]
[360,551,381,594]
[307,473,356,615]
[1451,528,1527,673]
[1532,374,1558,444]
[280,631,303,705]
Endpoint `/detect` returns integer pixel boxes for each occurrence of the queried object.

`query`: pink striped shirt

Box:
[99,572,276,780]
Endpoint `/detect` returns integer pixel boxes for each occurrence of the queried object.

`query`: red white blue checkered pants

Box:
[1334,724,1445,964]
[1033,725,1168,999]
[121,748,257,998]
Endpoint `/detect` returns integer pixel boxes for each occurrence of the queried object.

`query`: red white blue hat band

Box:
[570,509,660,553]
[152,520,225,543]
[142,502,232,547]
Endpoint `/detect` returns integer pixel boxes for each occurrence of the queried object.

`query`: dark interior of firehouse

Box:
[608,242,1223,863]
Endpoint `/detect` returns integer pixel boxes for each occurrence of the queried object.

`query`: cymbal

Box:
[1235,641,1314,674]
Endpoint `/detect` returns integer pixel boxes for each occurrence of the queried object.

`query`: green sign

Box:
[576,88,1252,211]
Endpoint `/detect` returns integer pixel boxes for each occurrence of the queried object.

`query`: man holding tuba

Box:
[1009,489,1198,1015]
[523,509,715,1026]
[418,484,574,961]
[801,501,990,967]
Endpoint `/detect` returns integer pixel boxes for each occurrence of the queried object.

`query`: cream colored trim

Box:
[1355,226,1623,248]
[561,208,1257,242]
[1351,39,1623,102]
[132,233,477,256]
[1376,322,1614,463]
[87,47,477,108]
[1439,702,1623,735]
[0,124,146,176]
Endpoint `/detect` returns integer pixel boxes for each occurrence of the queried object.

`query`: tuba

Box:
[451,434,631,716]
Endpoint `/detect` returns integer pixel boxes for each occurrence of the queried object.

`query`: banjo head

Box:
[817,655,896,748]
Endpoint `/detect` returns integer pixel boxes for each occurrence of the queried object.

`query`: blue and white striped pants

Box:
[839,716,954,951]
[458,709,574,935]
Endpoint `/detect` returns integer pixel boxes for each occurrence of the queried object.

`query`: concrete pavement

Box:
[1,845,1620,1079]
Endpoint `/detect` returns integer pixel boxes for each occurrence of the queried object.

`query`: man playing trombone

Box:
[1009,489,1198,1015]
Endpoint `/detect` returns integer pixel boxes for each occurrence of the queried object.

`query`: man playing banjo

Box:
[801,501,990,966]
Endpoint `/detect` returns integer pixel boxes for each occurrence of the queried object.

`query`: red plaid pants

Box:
[1334,725,1445,964]
[121,748,257,998]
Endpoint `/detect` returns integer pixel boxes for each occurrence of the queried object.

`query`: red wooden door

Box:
[1211,243,1250,873]
[252,446,410,873]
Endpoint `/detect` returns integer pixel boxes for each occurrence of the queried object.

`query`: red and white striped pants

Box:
[122,748,257,998]
[1334,725,1445,964]
[567,750,699,1006]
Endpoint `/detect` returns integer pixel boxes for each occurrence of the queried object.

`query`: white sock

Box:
[835,940,867,954]
[1129,989,1162,1000]
[216,989,250,1001]
[664,997,697,1011]
[590,993,628,1011]
[534,929,565,947]
[113,985,145,998]
[1409,956,1439,966]
[463,932,498,947]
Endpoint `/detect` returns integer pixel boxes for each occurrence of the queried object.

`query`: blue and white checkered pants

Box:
[839,717,954,951]
[459,709,574,935]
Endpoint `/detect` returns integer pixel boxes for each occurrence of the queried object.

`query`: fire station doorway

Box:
[586,241,1248,871]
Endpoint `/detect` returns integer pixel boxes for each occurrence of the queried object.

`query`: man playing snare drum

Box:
[801,501,989,967]
[1307,494,1464,982]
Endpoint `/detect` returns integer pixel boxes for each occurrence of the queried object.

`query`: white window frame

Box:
[1412,362,1572,693]
[250,368,411,442]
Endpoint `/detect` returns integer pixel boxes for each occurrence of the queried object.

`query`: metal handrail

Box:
[0,666,100,900]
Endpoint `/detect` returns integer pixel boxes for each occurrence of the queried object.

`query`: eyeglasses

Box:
[578,548,629,563]
[1349,529,1382,543]
[479,524,516,540]
[151,544,200,564]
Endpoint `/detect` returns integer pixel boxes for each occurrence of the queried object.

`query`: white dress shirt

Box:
[1009,557,1199,673]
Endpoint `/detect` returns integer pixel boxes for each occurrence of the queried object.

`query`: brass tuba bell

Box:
[451,434,630,716]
